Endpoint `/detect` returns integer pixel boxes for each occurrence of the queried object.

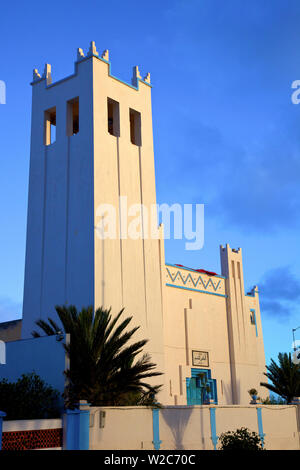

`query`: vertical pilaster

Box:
[209,407,218,450]
[63,407,90,450]
[256,407,265,448]
[152,408,162,450]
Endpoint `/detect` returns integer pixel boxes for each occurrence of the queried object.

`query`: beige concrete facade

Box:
[162,245,267,405]
[21,42,267,406]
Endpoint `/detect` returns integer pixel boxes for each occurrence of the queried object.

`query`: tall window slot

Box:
[44,107,56,145]
[67,97,79,136]
[107,98,120,136]
[129,108,141,146]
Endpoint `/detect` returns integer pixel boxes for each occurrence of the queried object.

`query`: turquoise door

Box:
[186,369,218,405]
[186,378,202,405]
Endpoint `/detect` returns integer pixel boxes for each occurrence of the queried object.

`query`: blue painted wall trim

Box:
[152,408,162,450]
[79,409,90,450]
[0,411,6,451]
[256,407,265,448]
[64,408,90,450]
[166,283,227,298]
[64,409,81,450]
[209,408,218,450]
[250,309,258,337]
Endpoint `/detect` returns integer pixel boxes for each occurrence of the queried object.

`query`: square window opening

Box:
[44,107,56,145]
[129,108,141,146]
[107,98,120,137]
[67,97,79,136]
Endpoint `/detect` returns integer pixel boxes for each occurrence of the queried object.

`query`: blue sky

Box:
[0,0,300,365]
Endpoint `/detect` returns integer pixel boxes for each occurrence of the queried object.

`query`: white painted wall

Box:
[3,419,62,432]
[86,405,300,450]
[22,59,95,338]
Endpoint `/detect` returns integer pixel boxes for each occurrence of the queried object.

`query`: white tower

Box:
[22,43,166,393]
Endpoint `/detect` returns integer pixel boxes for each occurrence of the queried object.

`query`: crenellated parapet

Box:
[246,285,259,297]
[31,41,151,91]
[165,263,226,298]
[220,244,241,254]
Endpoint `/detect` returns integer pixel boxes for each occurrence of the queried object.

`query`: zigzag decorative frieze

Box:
[166,268,221,291]
[165,265,226,297]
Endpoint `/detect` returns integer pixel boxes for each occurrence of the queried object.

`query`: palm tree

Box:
[260,352,300,404]
[32,305,162,407]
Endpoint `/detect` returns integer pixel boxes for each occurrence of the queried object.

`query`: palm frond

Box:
[260,352,300,403]
[31,304,162,407]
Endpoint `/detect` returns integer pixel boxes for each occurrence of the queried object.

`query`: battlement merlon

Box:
[220,243,242,255]
[30,41,152,92]
[246,285,259,298]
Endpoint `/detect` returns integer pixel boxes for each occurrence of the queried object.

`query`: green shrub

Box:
[260,394,286,405]
[0,372,61,420]
[218,427,264,451]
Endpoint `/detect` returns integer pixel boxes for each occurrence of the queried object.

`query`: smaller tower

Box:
[220,244,266,404]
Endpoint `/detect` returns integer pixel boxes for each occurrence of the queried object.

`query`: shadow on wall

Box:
[199,406,206,450]
[223,379,241,405]
[160,407,193,450]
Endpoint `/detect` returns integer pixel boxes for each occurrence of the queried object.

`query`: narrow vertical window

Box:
[44,107,56,145]
[67,97,79,136]
[107,98,120,136]
[129,108,141,146]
